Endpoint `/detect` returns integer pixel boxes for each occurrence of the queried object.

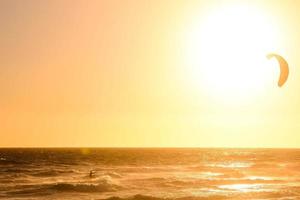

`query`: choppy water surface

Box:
[1,148,300,200]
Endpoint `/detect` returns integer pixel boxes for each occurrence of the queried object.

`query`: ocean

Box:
[0,148,300,200]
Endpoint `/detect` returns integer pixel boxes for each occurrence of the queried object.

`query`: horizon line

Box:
[0,146,300,150]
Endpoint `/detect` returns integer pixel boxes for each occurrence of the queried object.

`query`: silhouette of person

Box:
[89,170,94,178]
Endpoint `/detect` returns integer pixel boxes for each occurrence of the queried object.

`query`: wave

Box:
[30,169,79,177]
[1,168,32,173]
[50,181,121,193]
[100,194,228,200]
[0,158,30,165]
[100,192,300,200]
[6,178,122,196]
[104,172,123,178]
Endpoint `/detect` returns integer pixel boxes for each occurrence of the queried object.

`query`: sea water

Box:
[0,148,300,200]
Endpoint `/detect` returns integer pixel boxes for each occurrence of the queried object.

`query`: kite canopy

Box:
[267,53,289,87]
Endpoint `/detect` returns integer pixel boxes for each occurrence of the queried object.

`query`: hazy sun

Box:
[185,4,280,104]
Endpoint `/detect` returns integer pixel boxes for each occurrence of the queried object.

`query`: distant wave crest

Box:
[102,194,227,200]
[51,181,121,193]
[7,179,122,196]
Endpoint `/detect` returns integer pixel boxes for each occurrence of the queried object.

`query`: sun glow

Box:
[184,4,280,104]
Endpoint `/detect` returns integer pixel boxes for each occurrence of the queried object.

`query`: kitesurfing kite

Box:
[267,53,289,87]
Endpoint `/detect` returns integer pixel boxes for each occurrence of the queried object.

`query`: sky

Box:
[1,0,300,147]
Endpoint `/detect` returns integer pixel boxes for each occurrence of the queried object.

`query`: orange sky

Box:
[1,0,300,147]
